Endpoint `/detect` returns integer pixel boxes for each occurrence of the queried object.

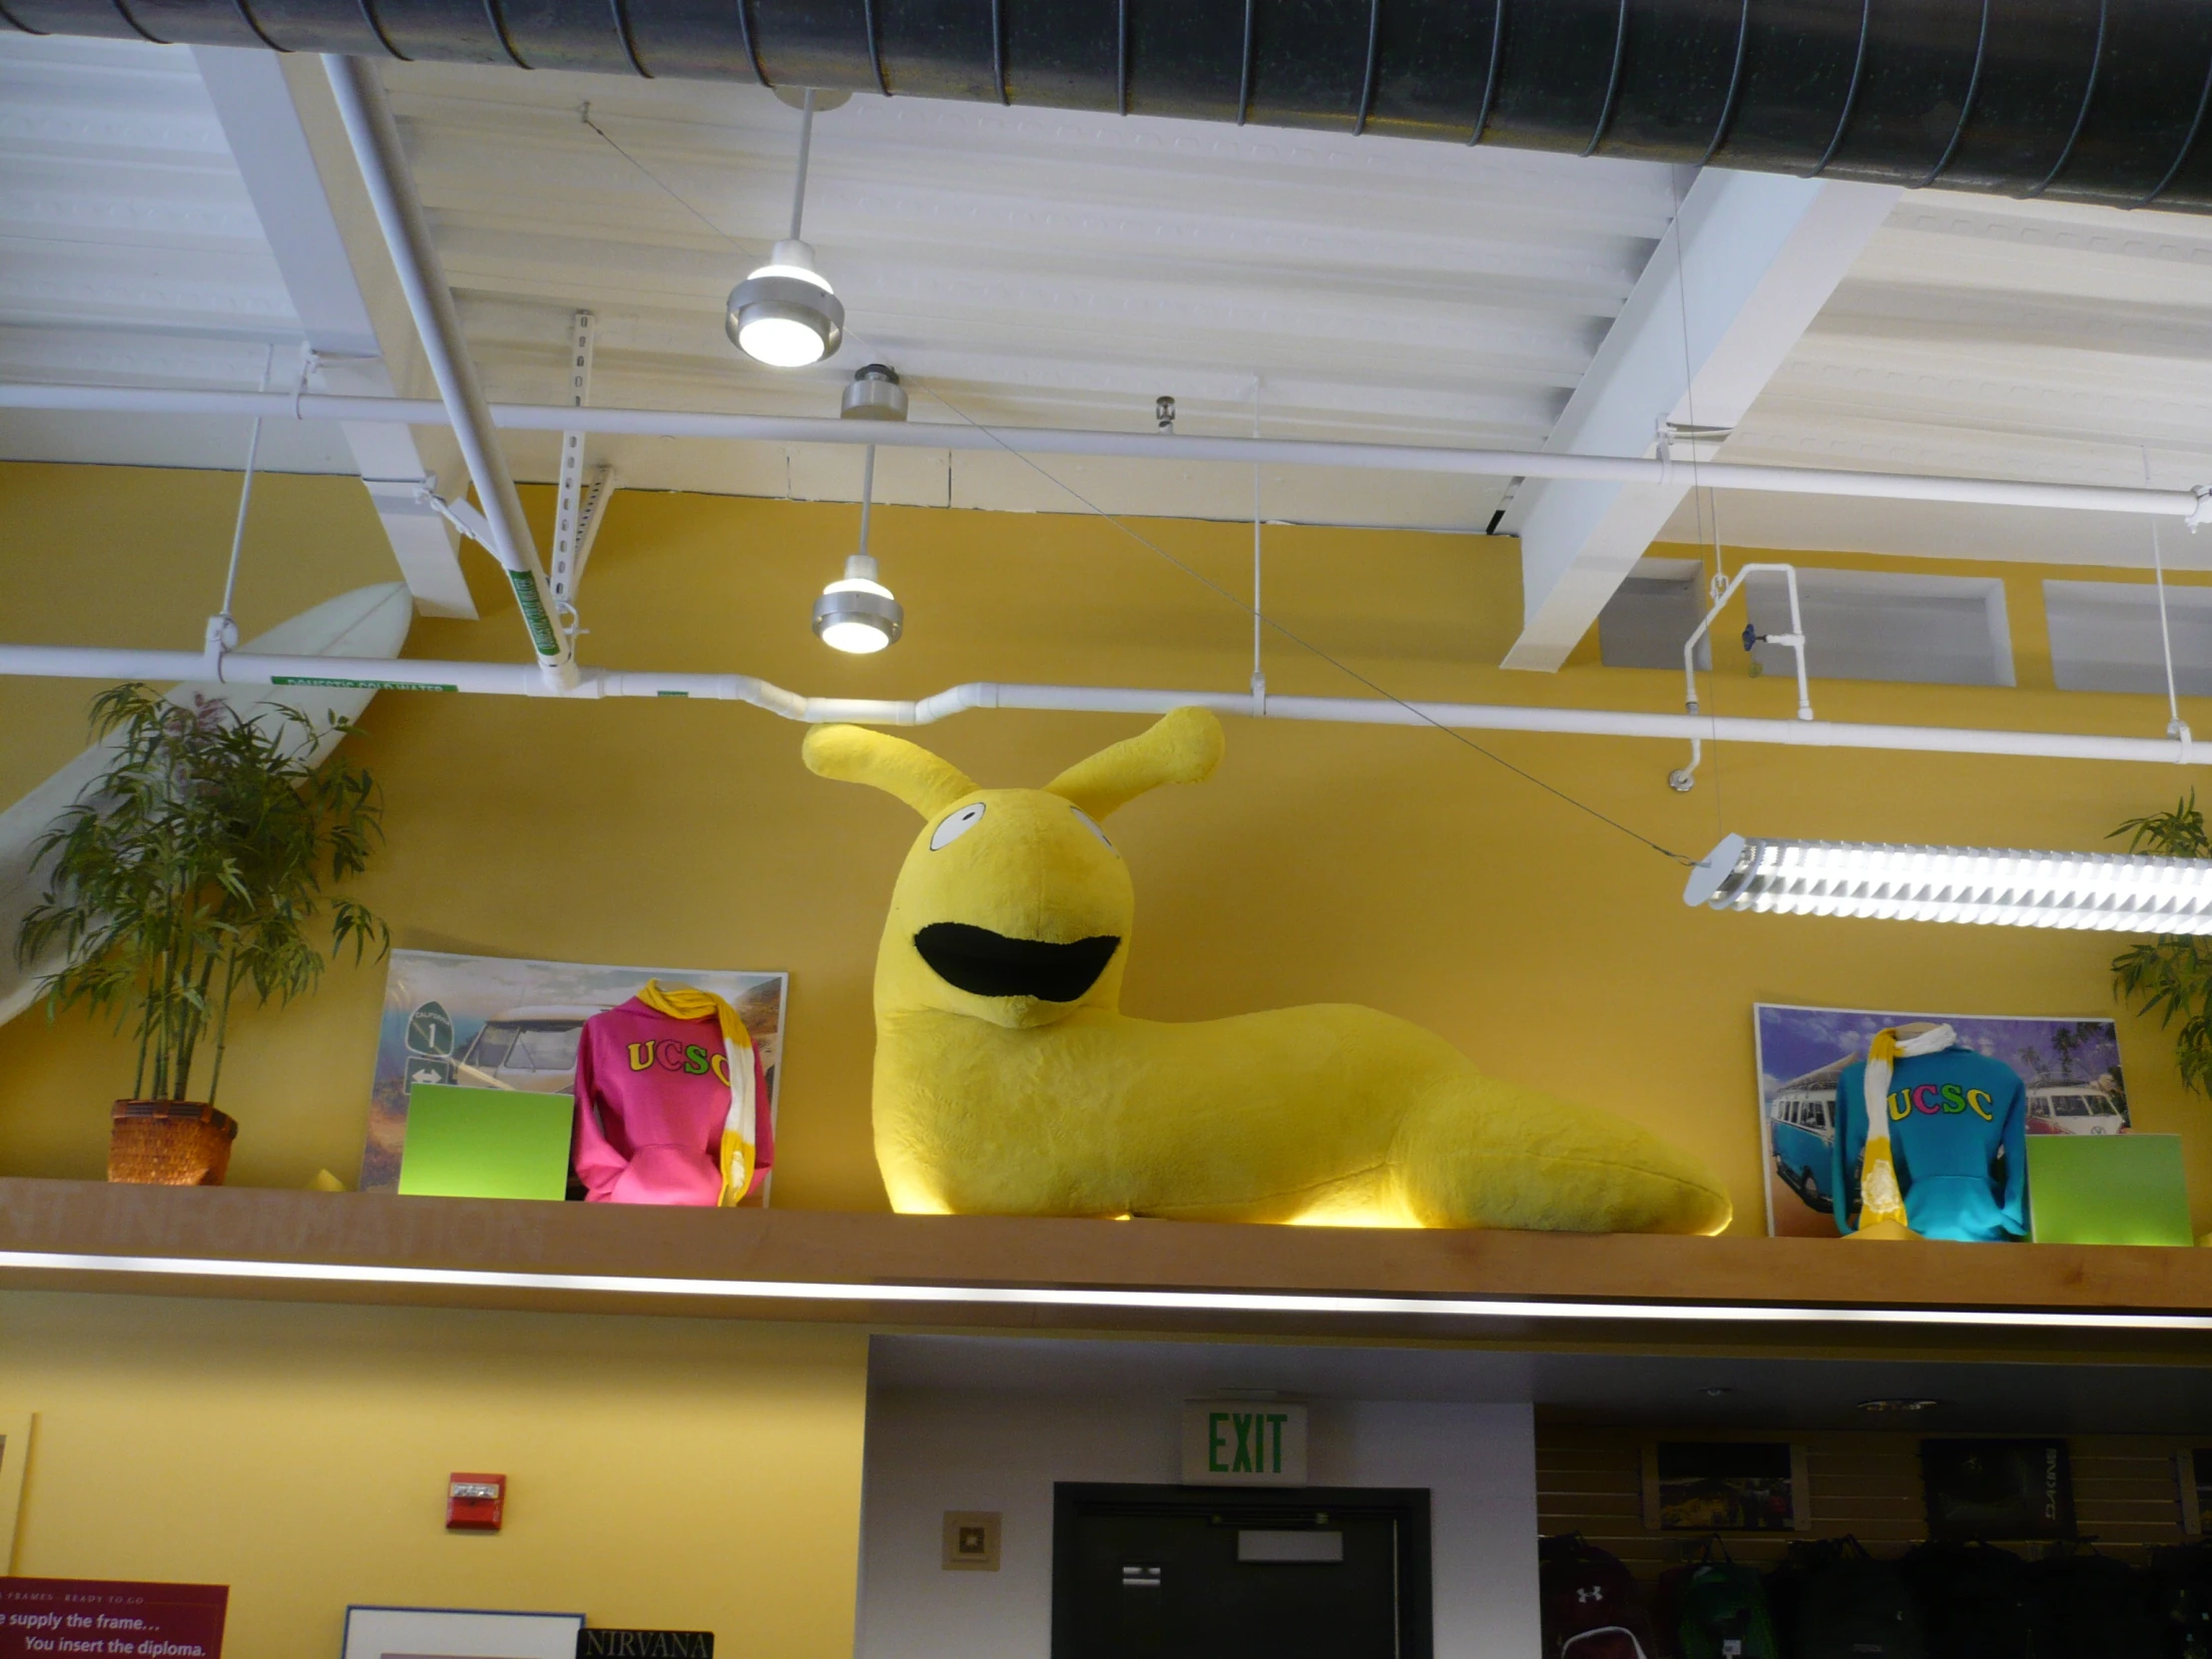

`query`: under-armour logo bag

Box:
[1541,1532,1657,1659]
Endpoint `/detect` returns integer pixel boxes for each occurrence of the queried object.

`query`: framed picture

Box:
[1754,1005,2126,1238]
[342,1608,582,1659]
[360,950,788,1200]
[1641,1440,1810,1532]
[0,1412,29,1573]
[1923,1438,2074,1541]
[2181,1447,2212,1535]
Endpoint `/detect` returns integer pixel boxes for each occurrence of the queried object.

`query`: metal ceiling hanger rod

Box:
[6,382,2206,524]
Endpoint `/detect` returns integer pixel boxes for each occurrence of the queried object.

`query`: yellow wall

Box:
[0,1290,867,1648]
[2,459,2210,1229]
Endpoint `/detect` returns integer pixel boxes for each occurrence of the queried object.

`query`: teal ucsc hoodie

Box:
[1832,1048,2028,1241]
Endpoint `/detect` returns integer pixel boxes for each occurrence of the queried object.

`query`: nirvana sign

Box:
[1180,1401,1309,1486]
[576,1635,713,1659]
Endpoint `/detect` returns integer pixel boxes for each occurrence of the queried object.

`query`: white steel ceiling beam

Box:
[192,45,476,619]
[1500,172,1901,672]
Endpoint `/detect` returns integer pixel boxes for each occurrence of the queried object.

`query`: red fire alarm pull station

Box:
[447,1472,506,1531]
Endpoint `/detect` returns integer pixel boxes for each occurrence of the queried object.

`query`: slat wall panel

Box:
[1537,1427,2196,1575]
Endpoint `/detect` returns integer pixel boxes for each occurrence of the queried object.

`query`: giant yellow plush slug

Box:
[805,709,1731,1234]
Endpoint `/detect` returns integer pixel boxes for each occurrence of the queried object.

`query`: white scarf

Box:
[1861,1023,1956,1141]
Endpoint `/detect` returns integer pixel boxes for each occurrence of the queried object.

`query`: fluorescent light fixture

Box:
[1685,831,2212,932]
[4,1249,2208,1333]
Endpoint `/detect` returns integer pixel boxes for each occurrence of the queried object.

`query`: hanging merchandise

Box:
[803,708,1730,1233]
[1830,1023,2027,1243]
[1791,1538,1927,1659]
[571,979,771,1206]
[2148,1540,2212,1659]
[1538,1533,1657,1659]
[1758,1538,1836,1655]
[2023,1548,2162,1659]
[1667,1538,1778,1659]
[1897,1540,2040,1659]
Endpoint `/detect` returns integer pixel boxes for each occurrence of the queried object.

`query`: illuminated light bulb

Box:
[813,555,901,654]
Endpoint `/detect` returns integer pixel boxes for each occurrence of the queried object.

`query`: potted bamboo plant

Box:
[17,684,388,1184]
[2111,792,2212,1096]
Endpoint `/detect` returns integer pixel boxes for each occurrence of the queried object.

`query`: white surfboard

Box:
[0,582,414,1027]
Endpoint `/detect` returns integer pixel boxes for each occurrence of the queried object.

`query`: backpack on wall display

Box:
[1541,1532,1659,1659]
[2025,1547,2160,1659]
[1896,1540,2040,1659]
[2150,1541,2212,1659]
[1761,1537,1841,1657]
[1792,1537,1927,1659]
[1671,1538,1779,1659]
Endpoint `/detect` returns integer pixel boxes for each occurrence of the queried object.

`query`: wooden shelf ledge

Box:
[1,1178,2207,1360]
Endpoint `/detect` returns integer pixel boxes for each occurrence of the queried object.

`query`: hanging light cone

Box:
[814,427,900,652]
[813,555,902,653]
[728,88,844,368]
[728,239,844,368]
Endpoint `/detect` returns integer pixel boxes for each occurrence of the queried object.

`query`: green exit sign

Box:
[1180,1400,1308,1485]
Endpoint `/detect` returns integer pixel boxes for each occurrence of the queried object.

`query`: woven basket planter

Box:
[109,1100,238,1186]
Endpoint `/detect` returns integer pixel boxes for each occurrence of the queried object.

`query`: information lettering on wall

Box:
[0,1580,227,1659]
[576,1632,713,1659]
[1180,1400,1309,1486]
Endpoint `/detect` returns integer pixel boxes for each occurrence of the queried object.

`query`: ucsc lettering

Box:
[1888,1084,1994,1122]
[624,1040,732,1085]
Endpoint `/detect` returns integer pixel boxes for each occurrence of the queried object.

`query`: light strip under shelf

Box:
[1685,832,2212,932]
[0,1248,2206,1333]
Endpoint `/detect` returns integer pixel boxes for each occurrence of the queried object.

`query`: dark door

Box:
[1052,1483,1431,1659]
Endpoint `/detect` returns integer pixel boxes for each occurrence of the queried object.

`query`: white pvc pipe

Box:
[0,643,2196,769]
[4,382,2204,522]
[321,57,574,690]
[1684,563,1813,722]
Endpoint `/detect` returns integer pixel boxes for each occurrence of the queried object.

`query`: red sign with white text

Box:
[0,1581,227,1659]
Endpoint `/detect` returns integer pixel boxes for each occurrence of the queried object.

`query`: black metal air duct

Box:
[10,0,2212,213]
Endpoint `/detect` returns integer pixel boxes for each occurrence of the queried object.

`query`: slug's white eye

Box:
[929,803,986,850]
[1071,806,1115,852]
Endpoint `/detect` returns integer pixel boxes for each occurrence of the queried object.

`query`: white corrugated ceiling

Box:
[6,35,2212,563]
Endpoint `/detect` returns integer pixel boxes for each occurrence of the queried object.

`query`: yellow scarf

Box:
[1853,1023,1955,1241]
[637,979,758,1207]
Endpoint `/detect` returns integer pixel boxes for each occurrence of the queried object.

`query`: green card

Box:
[396,1082,574,1202]
[2026,1133,2194,1247]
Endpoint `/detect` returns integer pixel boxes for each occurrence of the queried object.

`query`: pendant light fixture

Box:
[813,366,907,653]
[727,88,844,368]
[1684,833,2212,932]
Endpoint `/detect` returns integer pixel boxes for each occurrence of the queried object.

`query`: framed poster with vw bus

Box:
[1754,1004,2125,1238]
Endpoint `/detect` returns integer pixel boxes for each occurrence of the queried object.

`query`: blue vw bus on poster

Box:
[1753,1004,2126,1238]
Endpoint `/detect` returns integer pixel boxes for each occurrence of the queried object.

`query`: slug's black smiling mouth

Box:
[912,922,1121,1002]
